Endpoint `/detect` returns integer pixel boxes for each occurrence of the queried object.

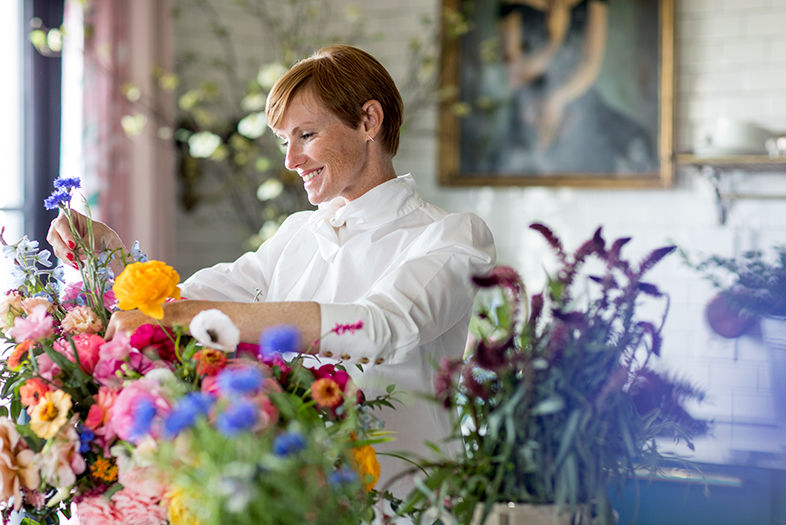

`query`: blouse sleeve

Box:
[178,211,312,302]
[318,212,495,364]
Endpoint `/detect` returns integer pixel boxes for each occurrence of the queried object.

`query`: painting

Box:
[438,0,674,187]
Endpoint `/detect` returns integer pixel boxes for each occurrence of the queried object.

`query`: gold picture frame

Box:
[438,0,674,188]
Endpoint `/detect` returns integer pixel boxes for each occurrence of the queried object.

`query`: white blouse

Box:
[180,174,496,489]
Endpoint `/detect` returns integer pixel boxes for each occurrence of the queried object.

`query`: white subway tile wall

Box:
[173,0,786,459]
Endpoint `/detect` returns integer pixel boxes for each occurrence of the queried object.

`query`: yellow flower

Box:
[166,486,204,525]
[350,444,380,492]
[30,390,72,440]
[113,260,181,319]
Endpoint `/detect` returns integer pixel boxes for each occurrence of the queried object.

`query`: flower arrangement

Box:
[399,224,708,524]
[0,179,393,524]
[686,245,786,321]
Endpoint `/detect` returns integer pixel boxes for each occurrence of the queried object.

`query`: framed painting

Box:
[438,0,674,187]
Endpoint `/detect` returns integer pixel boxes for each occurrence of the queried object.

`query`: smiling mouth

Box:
[302,167,323,183]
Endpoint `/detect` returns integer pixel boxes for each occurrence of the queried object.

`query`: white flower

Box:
[256,178,284,201]
[187,131,222,158]
[237,112,268,139]
[144,367,177,387]
[256,62,288,90]
[189,309,240,352]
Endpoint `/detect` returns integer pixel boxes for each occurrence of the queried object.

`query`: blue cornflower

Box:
[272,431,306,456]
[216,401,258,436]
[328,468,358,486]
[53,177,81,191]
[51,266,66,282]
[78,427,94,454]
[259,325,300,357]
[129,398,157,441]
[44,190,71,210]
[35,249,52,268]
[164,392,215,437]
[216,367,263,397]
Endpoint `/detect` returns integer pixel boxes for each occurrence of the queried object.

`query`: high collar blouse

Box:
[180,174,496,482]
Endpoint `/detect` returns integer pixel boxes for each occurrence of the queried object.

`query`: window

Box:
[0,0,24,293]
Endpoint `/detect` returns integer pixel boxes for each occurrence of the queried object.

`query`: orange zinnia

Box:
[7,340,33,369]
[113,260,180,319]
[311,378,342,409]
[350,444,381,492]
[20,378,50,412]
[194,349,228,376]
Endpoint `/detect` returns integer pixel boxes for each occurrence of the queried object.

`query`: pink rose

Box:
[110,488,167,525]
[76,495,119,524]
[8,305,54,342]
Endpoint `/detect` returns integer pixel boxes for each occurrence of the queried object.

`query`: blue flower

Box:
[216,401,258,436]
[272,431,306,456]
[130,240,148,262]
[216,367,263,397]
[129,398,157,441]
[35,249,52,268]
[51,266,66,282]
[164,392,215,437]
[328,468,358,486]
[53,177,81,191]
[44,190,71,210]
[259,325,300,357]
[78,427,95,454]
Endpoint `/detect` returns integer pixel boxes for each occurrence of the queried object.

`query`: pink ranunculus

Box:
[86,387,119,455]
[103,289,118,311]
[36,353,61,382]
[110,380,170,442]
[38,423,86,489]
[76,494,119,524]
[54,334,105,375]
[129,324,176,362]
[61,305,103,335]
[99,330,132,361]
[8,305,54,342]
[110,487,167,525]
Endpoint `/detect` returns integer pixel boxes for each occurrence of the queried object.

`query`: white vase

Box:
[761,315,786,350]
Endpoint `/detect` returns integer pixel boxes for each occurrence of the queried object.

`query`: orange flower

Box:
[20,378,50,412]
[311,378,342,409]
[89,456,118,483]
[7,339,33,369]
[350,444,380,492]
[113,260,180,319]
[194,348,228,376]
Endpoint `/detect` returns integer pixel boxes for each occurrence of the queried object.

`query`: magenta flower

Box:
[8,304,54,342]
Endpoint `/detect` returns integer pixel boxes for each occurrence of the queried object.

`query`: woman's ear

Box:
[361,100,384,141]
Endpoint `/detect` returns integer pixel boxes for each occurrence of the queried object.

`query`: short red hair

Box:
[266,45,404,155]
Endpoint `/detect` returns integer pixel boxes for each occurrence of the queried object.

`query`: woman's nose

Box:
[285,144,304,171]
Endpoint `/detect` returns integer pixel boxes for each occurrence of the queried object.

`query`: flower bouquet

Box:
[399,224,708,524]
[0,179,393,524]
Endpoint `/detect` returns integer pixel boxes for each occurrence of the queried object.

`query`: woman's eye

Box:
[301,132,314,140]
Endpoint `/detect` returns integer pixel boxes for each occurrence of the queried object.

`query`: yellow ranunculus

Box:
[350,444,380,492]
[113,261,181,319]
[166,486,203,525]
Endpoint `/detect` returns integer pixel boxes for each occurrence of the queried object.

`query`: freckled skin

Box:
[275,90,384,205]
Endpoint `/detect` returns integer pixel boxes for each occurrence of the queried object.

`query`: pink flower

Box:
[85,387,119,455]
[129,324,176,362]
[38,423,86,489]
[61,305,103,335]
[95,332,154,387]
[54,334,105,375]
[76,495,119,524]
[110,380,170,442]
[116,468,167,504]
[36,353,61,382]
[103,289,118,311]
[0,290,23,330]
[0,418,40,511]
[20,297,52,316]
[8,305,54,342]
[110,488,167,525]
[61,281,84,303]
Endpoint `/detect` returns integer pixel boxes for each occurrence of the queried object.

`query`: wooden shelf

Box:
[676,153,786,169]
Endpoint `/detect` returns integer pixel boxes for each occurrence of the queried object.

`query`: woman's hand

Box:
[105,309,155,340]
[47,210,126,267]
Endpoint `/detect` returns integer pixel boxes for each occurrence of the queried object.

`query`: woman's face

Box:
[274,89,370,205]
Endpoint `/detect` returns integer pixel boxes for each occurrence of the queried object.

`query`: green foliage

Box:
[403,224,708,524]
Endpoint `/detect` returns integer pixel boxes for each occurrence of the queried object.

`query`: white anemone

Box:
[189,309,240,352]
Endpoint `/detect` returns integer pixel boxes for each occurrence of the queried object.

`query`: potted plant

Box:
[395,224,708,525]
[686,245,786,345]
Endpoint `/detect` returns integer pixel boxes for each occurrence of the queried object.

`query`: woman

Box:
[48,45,496,493]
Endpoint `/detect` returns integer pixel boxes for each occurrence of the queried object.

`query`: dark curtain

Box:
[23,0,64,244]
